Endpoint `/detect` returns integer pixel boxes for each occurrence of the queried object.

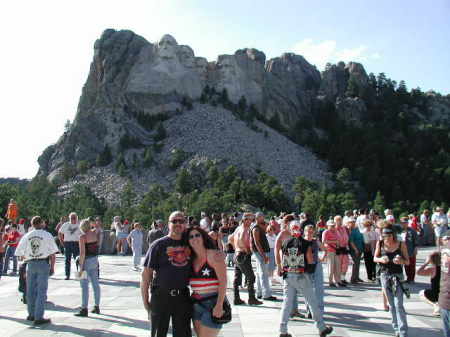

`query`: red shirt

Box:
[7,231,21,248]
[323,229,340,253]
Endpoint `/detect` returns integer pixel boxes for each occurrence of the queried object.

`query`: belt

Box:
[28,257,49,262]
[152,287,189,297]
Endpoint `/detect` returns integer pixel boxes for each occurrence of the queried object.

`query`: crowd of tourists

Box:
[1,199,450,337]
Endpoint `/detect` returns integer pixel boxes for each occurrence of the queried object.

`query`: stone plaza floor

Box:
[0,246,444,336]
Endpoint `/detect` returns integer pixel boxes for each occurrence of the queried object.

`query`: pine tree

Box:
[143,148,153,167]
[154,122,167,142]
[346,75,359,97]
[175,169,194,194]
[373,191,386,215]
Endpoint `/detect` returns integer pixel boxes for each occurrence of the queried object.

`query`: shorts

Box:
[435,226,449,238]
[192,296,223,330]
[117,232,128,240]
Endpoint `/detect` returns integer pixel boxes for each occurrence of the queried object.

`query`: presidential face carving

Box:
[157,34,178,60]
[177,45,195,68]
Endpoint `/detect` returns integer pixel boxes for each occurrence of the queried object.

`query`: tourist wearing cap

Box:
[141,211,192,337]
[400,216,418,283]
[277,220,333,337]
[14,216,59,326]
[374,225,410,337]
[432,207,448,249]
[348,218,365,284]
[322,220,342,287]
[438,230,450,337]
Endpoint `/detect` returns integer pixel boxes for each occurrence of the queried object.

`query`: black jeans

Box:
[363,249,376,280]
[233,252,256,298]
[64,241,79,278]
[150,288,192,337]
[350,249,362,282]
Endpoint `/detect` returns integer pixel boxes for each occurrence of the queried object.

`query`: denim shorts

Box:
[192,296,223,330]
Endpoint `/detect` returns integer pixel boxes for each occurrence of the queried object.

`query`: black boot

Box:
[234,287,245,305]
[248,287,263,305]
[91,306,100,314]
[74,308,88,317]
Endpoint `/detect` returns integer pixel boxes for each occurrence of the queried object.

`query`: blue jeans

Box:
[64,241,79,278]
[306,263,325,313]
[380,273,408,337]
[0,252,4,278]
[280,273,326,334]
[254,252,272,298]
[80,256,101,308]
[132,244,142,267]
[27,260,50,320]
[442,308,450,337]
[3,245,17,274]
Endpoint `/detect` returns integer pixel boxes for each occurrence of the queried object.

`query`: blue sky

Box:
[0,0,449,178]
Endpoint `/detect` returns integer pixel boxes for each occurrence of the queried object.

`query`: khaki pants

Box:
[327,252,341,283]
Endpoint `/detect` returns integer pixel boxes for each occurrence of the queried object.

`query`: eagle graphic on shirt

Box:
[283,247,305,273]
[68,225,78,235]
[166,246,191,267]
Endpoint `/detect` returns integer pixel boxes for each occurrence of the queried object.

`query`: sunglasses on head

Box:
[171,219,185,224]
[189,233,202,239]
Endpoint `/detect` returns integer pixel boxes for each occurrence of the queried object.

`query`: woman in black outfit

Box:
[417,251,441,316]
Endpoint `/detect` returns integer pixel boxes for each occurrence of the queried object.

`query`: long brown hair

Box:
[183,227,217,259]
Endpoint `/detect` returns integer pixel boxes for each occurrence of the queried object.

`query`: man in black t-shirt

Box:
[141,211,192,337]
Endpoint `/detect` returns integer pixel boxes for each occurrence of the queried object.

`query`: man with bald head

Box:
[141,211,192,337]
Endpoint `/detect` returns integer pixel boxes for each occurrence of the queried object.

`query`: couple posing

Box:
[140,211,227,337]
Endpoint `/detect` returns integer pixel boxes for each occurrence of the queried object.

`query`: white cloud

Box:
[292,39,380,69]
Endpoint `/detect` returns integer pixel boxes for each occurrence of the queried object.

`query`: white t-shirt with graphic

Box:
[15,229,59,261]
[59,221,81,242]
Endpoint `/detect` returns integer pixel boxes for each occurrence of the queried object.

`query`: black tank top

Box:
[85,241,99,257]
[429,265,441,299]
[250,224,270,253]
[380,243,403,275]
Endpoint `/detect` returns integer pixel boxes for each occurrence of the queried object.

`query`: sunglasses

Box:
[171,219,185,224]
[189,233,202,239]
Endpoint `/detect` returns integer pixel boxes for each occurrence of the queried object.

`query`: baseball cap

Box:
[156,219,163,224]
[400,216,408,223]
[386,215,395,222]
[255,212,264,218]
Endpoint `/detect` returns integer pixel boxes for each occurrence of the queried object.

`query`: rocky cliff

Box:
[37,29,450,204]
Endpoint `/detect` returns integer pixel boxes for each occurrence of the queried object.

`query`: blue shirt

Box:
[350,228,365,251]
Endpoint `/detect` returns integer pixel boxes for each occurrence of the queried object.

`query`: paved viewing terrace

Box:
[0,247,443,336]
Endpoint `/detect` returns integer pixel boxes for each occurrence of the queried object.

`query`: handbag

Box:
[210,296,232,324]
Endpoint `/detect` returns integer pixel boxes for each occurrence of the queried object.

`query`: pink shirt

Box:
[322,229,340,253]
[337,226,349,247]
